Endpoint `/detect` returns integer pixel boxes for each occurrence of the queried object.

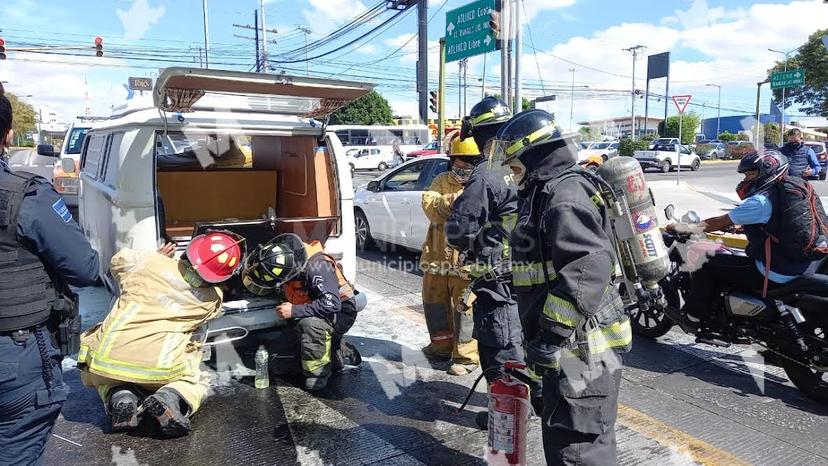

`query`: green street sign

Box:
[445,0,501,63]
[770,69,805,90]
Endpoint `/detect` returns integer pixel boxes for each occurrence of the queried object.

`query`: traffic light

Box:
[429,90,438,113]
[94,36,103,57]
[0,38,6,60]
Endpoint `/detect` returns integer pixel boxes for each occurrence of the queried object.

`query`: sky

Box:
[1,0,827,132]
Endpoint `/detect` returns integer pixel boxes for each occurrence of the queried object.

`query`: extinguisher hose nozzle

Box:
[455,367,501,415]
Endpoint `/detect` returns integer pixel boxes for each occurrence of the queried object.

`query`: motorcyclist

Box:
[242,233,361,391]
[672,150,821,321]
[78,232,243,438]
[446,97,524,428]
[420,134,480,375]
[492,109,631,465]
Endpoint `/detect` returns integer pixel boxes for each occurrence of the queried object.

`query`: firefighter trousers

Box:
[81,350,210,417]
[422,273,479,365]
[294,299,358,378]
[471,278,523,382]
[541,350,623,466]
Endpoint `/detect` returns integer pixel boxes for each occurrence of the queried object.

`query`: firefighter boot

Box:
[304,373,330,391]
[142,389,192,438]
[109,388,140,432]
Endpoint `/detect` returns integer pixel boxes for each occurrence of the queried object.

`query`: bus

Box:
[329,124,431,158]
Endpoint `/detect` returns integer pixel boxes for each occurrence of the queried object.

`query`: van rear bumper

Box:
[209,300,286,335]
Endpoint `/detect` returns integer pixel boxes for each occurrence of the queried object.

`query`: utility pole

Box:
[755,79,769,146]
[234,16,278,72]
[500,0,510,103]
[569,68,575,133]
[623,45,645,140]
[255,10,260,71]
[512,0,522,112]
[297,27,312,76]
[706,83,721,140]
[458,60,462,118]
[202,0,210,68]
[261,0,269,72]
[417,0,428,124]
[438,38,446,150]
[481,53,487,100]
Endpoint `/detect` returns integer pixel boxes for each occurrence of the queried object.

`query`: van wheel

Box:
[378,162,388,171]
[660,160,671,173]
[355,210,374,251]
[690,159,700,171]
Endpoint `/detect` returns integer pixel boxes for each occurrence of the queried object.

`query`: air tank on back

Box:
[597,156,670,289]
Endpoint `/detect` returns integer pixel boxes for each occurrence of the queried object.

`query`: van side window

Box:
[81,133,107,180]
[103,133,124,187]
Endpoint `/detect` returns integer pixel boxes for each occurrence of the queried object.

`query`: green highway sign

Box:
[445,0,500,63]
[770,69,805,90]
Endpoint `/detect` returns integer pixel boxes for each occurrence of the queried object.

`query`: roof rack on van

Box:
[154,67,374,118]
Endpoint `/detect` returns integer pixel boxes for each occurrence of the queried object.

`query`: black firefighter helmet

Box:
[242,233,307,296]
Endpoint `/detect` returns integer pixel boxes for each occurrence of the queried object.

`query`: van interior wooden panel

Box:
[276,218,337,243]
[156,170,277,226]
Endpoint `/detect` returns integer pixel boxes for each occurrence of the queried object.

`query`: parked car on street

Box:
[353,155,450,251]
[405,140,440,159]
[695,142,726,160]
[805,141,827,181]
[578,141,620,171]
[347,146,397,173]
[634,144,701,173]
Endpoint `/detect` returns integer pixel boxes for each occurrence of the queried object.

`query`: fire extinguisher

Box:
[457,361,532,466]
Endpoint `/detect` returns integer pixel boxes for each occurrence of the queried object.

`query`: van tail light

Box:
[54,175,79,195]
[820,153,826,161]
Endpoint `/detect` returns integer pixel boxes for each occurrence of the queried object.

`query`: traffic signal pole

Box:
[438,37,446,151]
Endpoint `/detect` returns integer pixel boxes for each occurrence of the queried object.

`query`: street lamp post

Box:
[769,46,804,145]
[706,83,721,140]
[755,79,769,147]
[569,68,575,133]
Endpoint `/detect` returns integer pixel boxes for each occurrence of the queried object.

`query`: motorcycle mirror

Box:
[664,204,676,221]
[681,210,701,224]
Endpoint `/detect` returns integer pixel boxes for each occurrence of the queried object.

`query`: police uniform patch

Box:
[51,198,72,223]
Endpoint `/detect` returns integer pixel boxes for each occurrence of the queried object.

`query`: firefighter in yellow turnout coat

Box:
[78,232,244,438]
[420,135,481,375]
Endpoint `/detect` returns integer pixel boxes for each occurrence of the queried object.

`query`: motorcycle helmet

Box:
[461,96,512,150]
[242,233,308,295]
[735,149,788,200]
[184,231,245,284]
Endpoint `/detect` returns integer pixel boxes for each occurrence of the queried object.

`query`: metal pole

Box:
[304,30,310,76]
[202,0,210,68]
[781,53,788,145]
[458,61,462,118]
[254,10,260,72]
[664,58,670,135]
[481,53,487,100]
[716,86,721,139]
[260,0,268,72]
[631,53,636,139]
[569,68,575,133]
[500,0,509,102]
[644,77,650,138]
[677,111,682,186]
[755,82,762,146]
[438,38,446,151]
[505,1,513,106]
[417,0,428,124]
[463,59,468,115]
[513,0,522,112]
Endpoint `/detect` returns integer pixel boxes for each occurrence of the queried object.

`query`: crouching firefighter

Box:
[78,232,244,438]
[0,82,100,464]
[447,97,527,429]
[491,109,632,465]
[242,233,363,391]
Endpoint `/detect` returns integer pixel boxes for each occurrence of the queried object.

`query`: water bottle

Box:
[255,345,270,389]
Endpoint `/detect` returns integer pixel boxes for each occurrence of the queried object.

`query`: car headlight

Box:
[54,176,79,195]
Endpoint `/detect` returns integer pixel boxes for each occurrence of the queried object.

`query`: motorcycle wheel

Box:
[782,359,828,404]
[621,284,674,338]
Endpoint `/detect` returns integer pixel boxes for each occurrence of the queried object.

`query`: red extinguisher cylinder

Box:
[486,373,531,465]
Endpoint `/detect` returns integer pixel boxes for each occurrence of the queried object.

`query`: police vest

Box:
[0,172,58,331]
[284,242,354,305]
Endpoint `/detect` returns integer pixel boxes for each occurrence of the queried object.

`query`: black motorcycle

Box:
[628,205,828,404]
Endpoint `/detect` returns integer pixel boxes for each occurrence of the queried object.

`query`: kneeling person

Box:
[243,233,361,391]
[78,232,244,438]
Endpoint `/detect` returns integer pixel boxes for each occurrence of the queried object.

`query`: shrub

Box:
[618,138,650,157]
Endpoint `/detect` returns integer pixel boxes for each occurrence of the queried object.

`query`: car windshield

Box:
[64,127,90,154]
[592,143,610,150]
[580,142,591,149]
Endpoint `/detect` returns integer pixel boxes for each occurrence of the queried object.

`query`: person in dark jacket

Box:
[492,109,631,465]
[781,128,819,179]
[447,96,526,429]
[0,83,100,464]
[243,233,361,391]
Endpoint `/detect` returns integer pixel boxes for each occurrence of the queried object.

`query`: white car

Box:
[353,155,450,251]
[578,141,619,162]
[634,144,701,173]
[649,138,680,150]
[347,146,396,173]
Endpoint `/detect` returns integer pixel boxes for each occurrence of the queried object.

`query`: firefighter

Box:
[242,233,361,391]
[420,133,480,375]
[78,232,244,438]
[0,83,99,464]
[447,97,525,428]
[491,109,632,465]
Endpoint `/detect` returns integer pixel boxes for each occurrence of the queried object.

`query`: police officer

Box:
[446,97,525,428]
[491,109,631,465]
[0,84,99,463]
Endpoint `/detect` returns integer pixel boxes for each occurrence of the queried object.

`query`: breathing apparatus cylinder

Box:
[597,157,670,289]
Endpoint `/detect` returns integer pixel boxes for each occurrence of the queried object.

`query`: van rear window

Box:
[155,132,253,169]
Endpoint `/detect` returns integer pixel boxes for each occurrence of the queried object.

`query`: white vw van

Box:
[78,67,372,336]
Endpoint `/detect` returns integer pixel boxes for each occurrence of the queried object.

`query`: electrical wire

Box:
[521,0,546,95]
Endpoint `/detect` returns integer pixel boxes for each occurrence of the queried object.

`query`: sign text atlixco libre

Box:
[445,0,501,63]
[770,69,805,90]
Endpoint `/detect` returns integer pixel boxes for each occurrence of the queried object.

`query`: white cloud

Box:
[116,0,166,40]
[358,44,379,54]
[302,0,370,35]
[560,12,577,22]
[522,0,577,21]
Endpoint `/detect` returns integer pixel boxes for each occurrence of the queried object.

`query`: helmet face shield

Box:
[485,138,512,170]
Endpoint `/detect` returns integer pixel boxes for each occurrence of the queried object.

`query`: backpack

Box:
[772,177,828,262]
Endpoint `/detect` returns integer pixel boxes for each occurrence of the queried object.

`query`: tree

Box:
[4,92,36,141]
[767,28,828,117]
[488,94,533,112]
[656,111,701,144]
[329,91,394,125]
[737,132,750,141]
[578,126,600,140]
[618,137,650,157]
[718,131,738,142]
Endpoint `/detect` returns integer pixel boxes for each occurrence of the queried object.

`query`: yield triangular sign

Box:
[672,95,692,113]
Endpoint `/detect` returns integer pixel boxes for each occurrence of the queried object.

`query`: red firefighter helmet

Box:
[185,231,245,283]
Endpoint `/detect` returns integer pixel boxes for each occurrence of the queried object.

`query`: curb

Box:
[700,159,739,165]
